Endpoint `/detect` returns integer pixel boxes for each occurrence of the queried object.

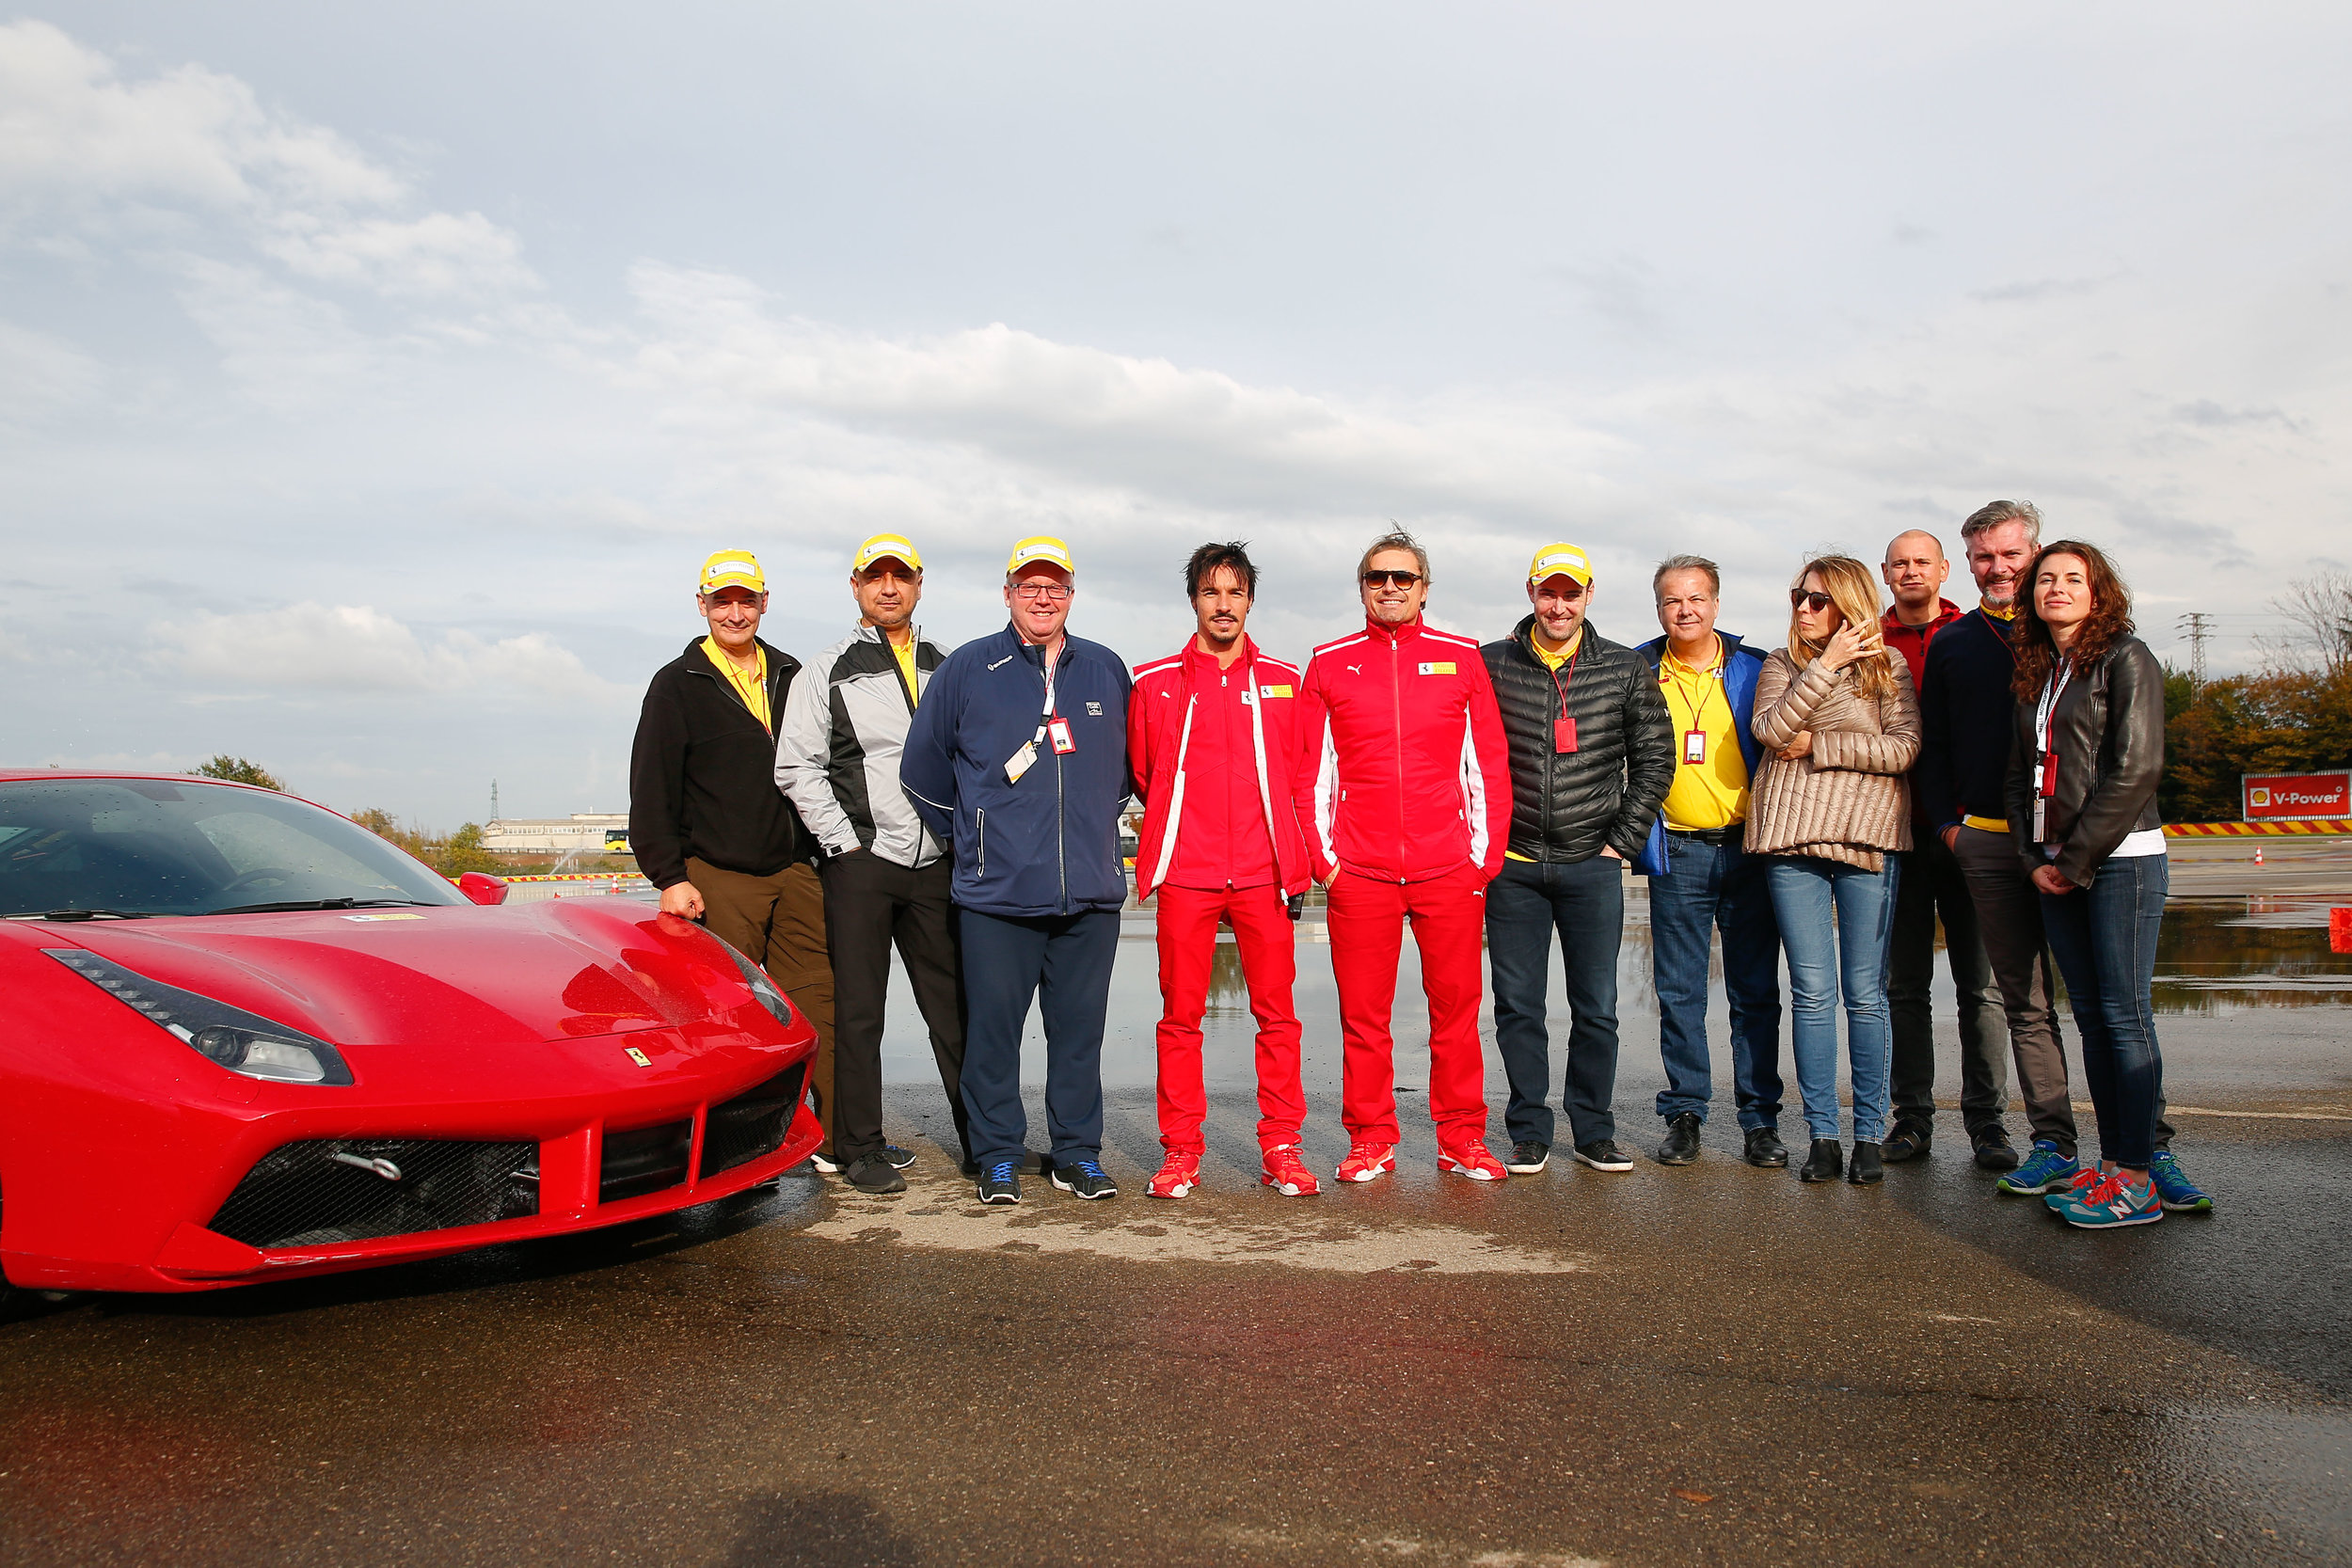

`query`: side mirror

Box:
[456,871,508,907]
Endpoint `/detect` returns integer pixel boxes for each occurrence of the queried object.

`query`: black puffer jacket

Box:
[2004,634,2164,888]
[1480,616,1675,863]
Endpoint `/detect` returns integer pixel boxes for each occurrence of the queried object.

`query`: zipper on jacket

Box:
[976,807,987,879]
[1390,630,1406,885]
[1534,627,1554,864]
[1054,645,1069,913]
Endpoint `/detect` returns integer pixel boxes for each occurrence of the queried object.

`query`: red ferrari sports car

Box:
[0,771,821,1306]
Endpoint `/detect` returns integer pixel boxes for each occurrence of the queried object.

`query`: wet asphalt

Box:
[3,861,2348,1566]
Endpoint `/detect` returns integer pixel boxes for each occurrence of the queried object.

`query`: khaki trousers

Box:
[689,857,836,1157]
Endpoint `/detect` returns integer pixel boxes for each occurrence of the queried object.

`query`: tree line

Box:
[2158,571,2352,824]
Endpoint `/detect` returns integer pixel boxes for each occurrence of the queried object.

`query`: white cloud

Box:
[0,320,104,422]
[151,603,627,705]
[263,211,538,299]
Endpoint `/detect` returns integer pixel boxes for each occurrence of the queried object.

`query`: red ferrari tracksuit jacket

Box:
[1293,614,1512,1145]
[1129,639,1312,1152]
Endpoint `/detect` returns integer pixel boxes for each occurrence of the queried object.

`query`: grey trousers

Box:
[1949,825,2172,1158]
[1887,835,2008,1135]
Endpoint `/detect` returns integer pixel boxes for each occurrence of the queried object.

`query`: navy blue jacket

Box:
[1917,607,2020,836]
[900,625,1134,918]
[1632,631,1769,876]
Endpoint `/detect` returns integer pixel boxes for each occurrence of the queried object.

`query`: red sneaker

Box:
[1336,1141,1396,1183]
[1438,1140,1508,1181]
[1147,1151,1200,1199]
[1261,1145,1322,1197]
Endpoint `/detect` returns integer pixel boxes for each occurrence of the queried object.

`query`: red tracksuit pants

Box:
[1327,863,1490,1145]
[1153,883,1306,1153]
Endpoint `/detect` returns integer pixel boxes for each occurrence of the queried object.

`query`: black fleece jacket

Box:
[1916,607,2020,834]
[1480,615,1674,863]
[628,637,817,889]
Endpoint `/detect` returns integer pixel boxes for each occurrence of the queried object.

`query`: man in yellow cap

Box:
[1478,542,1673,1176]
[776,534,977,1196]
[901,536,1135,1205]
[629,549,836,1161]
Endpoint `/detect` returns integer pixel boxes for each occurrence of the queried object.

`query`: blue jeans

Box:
[2039,854,2169,1168]
[1486,855,1623,1148]
[1646,832,1784,1131]
[958,907,1119,1167]
[1766,855,1899,1144]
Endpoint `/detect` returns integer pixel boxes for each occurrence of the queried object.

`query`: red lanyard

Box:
[1549,641,1581,753]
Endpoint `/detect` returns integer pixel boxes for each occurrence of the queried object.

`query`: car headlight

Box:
[44,948,355,1085]
[713,937,800,1030]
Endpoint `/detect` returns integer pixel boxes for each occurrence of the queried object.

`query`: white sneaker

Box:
[810,1152,839,1175]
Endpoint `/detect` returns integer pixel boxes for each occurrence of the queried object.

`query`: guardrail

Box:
[2165,820,2352,837]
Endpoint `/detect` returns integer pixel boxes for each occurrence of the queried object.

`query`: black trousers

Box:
[820,851,971,1166]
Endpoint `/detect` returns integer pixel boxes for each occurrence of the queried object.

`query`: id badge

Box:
[1554,717,1579,753]
[2031,800,2046,842]
[1682,728,1707,765]
[1006,741,1037,784]
[1048,717,1075,754]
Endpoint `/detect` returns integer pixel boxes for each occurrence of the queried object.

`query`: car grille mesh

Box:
[700,1062,808,1180]
[209,1138,539,1250]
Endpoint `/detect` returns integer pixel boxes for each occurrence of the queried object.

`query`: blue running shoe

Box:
[2148,1150,2212,1212]
[2061,1171,2164,1229]
[1996,1140,2079,1195]
[1050,1159,1119,1200]
[2042,1166,2102,1212]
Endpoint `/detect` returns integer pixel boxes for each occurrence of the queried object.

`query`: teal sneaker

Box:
[2061,1171,2164,1229]
[2147,1150,2212,1212]
[1997,1140,2079,1195]
[2042,1166,2103,1212]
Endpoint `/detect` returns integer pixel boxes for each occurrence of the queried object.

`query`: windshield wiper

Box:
[204,897,438,916]
[11,909,161,922]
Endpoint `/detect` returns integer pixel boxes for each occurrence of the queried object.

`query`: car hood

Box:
[24,899,772,1049]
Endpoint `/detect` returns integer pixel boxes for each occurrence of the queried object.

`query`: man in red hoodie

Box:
[1129,542,1320,1200]
[1294,530,1514,1183]
[1879,528,2009,1165]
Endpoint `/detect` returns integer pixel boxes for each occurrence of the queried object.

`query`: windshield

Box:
[0,779,465,917]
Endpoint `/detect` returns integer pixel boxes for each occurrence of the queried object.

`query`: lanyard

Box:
[1661,637,1724,726]
[1548,640,1581,714]
[2032,657,2073,818]
[1032,641,1062,744]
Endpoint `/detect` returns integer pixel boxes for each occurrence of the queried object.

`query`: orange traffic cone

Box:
[2253,844,2265,865]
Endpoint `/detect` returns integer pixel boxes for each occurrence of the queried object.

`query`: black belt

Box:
[1667,827,1739,846]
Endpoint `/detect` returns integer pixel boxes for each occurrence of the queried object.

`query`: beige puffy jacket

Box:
[1745,648,1920,872]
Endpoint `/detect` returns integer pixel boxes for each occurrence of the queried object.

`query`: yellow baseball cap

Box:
[698,549,767,594]
[852,533,923,574]
[1526,543,1593,588]
[1005,535,1074,576]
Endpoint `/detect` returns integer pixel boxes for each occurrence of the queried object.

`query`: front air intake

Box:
[699,1063,808,1180]
[598,1118,693,1203]
[209,1138,539,1249]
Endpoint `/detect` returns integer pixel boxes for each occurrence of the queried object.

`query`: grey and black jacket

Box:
[775,625,950,868]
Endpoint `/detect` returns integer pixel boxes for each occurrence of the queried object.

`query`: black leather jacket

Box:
[1480,616,1675,863]
[2004,634,2164,887]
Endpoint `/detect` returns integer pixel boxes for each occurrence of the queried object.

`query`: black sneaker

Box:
[1504,1141,1550,1174]
[976,1160,1022,1204]
[1883,1121,1932,1163]
[882,1145,917,1170]
[1572,1139,1634,1172]
[843,1152,907,1195]
[1743,1127,1789,1168]
[1656,1114,1703,1166]
[1050,1158,1119,1200]
[1972,1129,2021,1173]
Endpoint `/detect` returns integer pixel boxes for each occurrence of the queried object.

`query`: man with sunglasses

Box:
[1481,544,1674,1176]
[1295,531,1513,1183]
[902,537,1134,1206]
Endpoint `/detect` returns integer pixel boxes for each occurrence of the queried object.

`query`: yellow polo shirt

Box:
[1657,635,1747,832]
[702,636,770,731]
[889,631,920,706]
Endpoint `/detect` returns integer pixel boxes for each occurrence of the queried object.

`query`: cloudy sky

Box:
[5,4,2346,823]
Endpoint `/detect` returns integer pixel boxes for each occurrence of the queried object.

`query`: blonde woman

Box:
[1747,555,1921,1185]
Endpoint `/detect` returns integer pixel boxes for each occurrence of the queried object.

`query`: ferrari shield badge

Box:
[624,1046,652,1067]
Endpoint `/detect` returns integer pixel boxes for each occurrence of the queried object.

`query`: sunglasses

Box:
[1789,590,1836,612]
[1361,570,1424,589]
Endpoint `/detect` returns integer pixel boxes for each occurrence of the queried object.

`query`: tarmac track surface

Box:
[3,1007,2349,1568]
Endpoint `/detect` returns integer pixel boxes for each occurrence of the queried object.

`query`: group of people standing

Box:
[627,499,2209,1234]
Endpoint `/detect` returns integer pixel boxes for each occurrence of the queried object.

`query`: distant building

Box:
[480,813,632,862]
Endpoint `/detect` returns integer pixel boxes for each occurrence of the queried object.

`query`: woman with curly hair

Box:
[1747,554,1920,1185]
[2005,541,2194,1228]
